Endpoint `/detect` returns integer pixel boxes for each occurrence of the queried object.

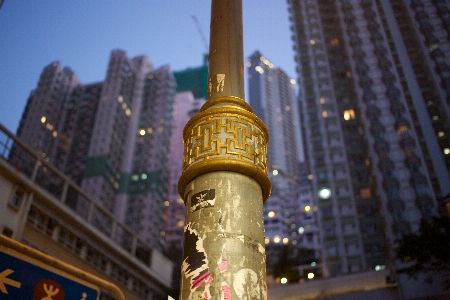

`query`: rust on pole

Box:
[178,0,271,299]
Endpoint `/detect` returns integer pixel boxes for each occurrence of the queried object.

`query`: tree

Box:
[396,216,450,287]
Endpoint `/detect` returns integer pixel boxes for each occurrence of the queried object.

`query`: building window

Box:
[9,186,25,209]
[343,109,355,120]
[360,188,372,199]
[330,38,339,46]
[2,226,13,237]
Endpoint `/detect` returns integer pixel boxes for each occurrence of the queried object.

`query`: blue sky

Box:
[0,1,296,134]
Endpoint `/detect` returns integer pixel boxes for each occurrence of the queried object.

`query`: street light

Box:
[178,1,270,298]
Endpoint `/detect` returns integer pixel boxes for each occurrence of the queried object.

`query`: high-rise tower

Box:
[12,61,80,173]
[288,0,450,278]
[12,50,177,251]
[124,64,176,249]
[247,51,301,241]
[81,50,152,215]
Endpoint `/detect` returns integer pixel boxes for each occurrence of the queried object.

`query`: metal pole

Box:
[178,0,271,299]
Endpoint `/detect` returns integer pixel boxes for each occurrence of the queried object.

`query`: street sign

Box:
[0,246,99,300]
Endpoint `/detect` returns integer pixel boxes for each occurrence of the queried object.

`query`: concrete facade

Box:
[0,124,173,299]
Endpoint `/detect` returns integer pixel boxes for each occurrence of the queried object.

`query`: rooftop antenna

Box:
[191,15,208,53]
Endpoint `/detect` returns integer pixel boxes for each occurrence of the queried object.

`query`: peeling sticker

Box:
[218,261,228,273]
[208,77,213,97]
[208,74,225,96]
[181,224,213,297]
[233,269,260,300]
[221,282,232,300]
[258,243,265,254]
[216,74,225,92]
[190,189,216,213]
[192,270,212,289]
[217,245,228,273]
[236,235,245,243]
[218,208,225,232]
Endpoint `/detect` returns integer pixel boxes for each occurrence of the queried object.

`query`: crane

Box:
[191,15,208,53]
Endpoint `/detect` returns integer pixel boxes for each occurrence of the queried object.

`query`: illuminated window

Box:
[360,188,372,199]
[298,227,305,234]
[438,131,445,137]
[433,115,439,120]
[125,108,131,116]
[283,238,289,245]
[272,170,278,176]
[118,95,123,103]
[343,109,355,120]
[322,110,328,118]
[304,206,311,212]
[318,188,331,199]
[285,106,291,111]
[290,79,296,85]
[320,97,325,104]
[147,127,153,134]
[246,60,251,67]
[139,129,146,136]
[160,231,165,237]
[255,66,264,74]
[52,131,57,137]
[264,237,270,244]
[141,173,147,180]
[444,148,450,155]
[268,211,275,218]
[397,126,408,135]
[177,220,184,227]
[310,39,316,45]
[273,236,281,243]
[41,116,46,123]
[330,38,339,46]
[164,201,169,207]
[281,278,288,284]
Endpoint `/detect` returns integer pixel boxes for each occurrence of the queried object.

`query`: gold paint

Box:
[178,102,271,202]
[200,96,251,111]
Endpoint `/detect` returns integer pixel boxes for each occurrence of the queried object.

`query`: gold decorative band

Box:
[178,105,271,202]
[201,96,253,112]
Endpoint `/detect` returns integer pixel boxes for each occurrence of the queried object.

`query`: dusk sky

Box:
[0,1,296,134]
